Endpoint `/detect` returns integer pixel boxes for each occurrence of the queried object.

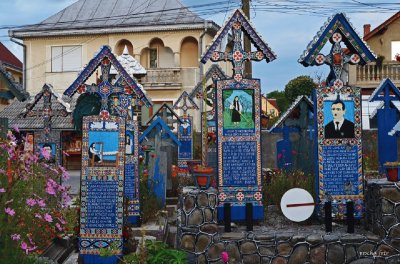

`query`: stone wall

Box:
[365,179,400,251]
[178,186,400,263]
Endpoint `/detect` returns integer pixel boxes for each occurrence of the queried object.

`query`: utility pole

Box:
[242,0,252,78]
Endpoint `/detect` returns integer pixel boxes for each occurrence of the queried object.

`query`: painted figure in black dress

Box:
[230,96,242,127]
[324,99,354,138]
[89,143,101,163]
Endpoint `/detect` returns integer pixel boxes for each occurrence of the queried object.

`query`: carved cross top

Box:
[210,21,265,82]
[314,32,362,89]
[76,57,135,120]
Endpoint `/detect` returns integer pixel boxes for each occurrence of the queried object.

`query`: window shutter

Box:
[51,46,62,72]
[63,46,82,71]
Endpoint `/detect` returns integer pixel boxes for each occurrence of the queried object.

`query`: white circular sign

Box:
[280,188,315,222]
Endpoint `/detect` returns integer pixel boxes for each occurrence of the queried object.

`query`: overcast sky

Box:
[0,0,398,94]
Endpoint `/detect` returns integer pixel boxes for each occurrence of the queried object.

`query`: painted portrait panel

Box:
[323,99,355,139]
[222,89,255,130]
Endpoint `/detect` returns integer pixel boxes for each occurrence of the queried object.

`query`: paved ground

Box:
[63,251,79,264]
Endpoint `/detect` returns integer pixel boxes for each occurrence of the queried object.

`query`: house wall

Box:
[366,19,400,61]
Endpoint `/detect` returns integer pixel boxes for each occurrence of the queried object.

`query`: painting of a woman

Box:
[229,96,242,127]
[89,143,101,163]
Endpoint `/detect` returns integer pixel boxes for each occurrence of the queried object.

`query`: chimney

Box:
[363,24,371,37]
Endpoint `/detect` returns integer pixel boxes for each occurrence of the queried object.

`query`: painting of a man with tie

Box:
[324,98,354,138]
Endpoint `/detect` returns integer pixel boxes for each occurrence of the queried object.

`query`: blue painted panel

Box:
[124,162,135,200]
[276,139,293,169]
[152,157,165,207]
[217,204,264,221]
[81,254,119,264]
[322,145,359,196]
[86,180,118,229]
[377,109,398,172]
[222,141,257,186]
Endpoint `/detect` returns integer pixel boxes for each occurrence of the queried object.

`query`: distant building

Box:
[261,95,280,118]
[348,11,400,129]
[8,0,230,129]
[0,42,28,111]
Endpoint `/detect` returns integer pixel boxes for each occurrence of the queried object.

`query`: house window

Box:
[391,41,400,61]
[149,48,157,68]
[51,46,82,72]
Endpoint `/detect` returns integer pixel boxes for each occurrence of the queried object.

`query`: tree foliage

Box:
[284,75,315,104]
[266,90,289,113]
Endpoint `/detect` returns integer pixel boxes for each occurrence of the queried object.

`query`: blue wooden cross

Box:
[369,78,400,172]
[271,125,299,170]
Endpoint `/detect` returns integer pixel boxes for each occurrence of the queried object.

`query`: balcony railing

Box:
[140,68,199,90]
[351,62,400,87]
[141,68,181,84]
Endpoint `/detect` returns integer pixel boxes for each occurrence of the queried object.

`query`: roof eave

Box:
[10,21,219,39]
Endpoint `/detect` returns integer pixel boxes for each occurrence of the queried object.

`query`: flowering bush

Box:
[0,131,73,262]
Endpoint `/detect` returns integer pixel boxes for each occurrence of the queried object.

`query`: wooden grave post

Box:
[201,9,276,221]
[299,13,376,220]
[368,78,400,172]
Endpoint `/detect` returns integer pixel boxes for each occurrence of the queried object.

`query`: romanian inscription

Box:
[86,180,118,229]
[124,162,135,200]
[322,145,359,195]
[222,141,257,186]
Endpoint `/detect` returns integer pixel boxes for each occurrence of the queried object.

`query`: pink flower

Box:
[40,147,51,160]
[0,188,5,193]
[21,241,28,253]
[5,207,15,216]
[221,251,229,263]
[37,199,46,207]
[56,223,63,231]
[45,181,56,196]
[34,213,42,219]
[13,125,20,133]
[26,198,36,207]
[58,217,66,225]
[44,213,53,223]
[11,233,21,240]
[277,153,283,159]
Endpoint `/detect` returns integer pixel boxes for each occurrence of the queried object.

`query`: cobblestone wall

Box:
[178,185,400,263]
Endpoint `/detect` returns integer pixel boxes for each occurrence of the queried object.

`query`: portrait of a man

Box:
[324,98,354,138]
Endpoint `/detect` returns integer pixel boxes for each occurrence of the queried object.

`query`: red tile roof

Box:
[267,98,279,112]
[364,11,400,41]
[0,42,22,69]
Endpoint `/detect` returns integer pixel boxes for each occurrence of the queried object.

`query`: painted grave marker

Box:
[79,116,125,263]
[299,13,375,219]
[201,9,276,221]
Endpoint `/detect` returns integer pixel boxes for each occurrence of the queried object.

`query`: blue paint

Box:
[88,131,119,160]
[377,109,398,172]
[277,139,293,170]
[152,157,166,207]
[222,141,257,186]
[139,117,180,146]
[323,101,355,125]
[81,254,119,264]
[217,204,263,221]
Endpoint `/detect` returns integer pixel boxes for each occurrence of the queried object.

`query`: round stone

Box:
[243,255,260,264]
[345,245,357,263]
[188,209,203,226]
[395,205,400,220]
[197,254,206,264]
[380,188,400,203]
[389,225,400,237]
[277,242,292,256]
[310,245,326,264]
[272,256,287,264]
[209,194,217,208]
[196,234,211,253]
[204,208,213,222]
[288,245,309,264]
[259,246,276,256]
[383,215,397,231]
[240,241,257,254]
[197,192,208,207]
[184,196,195,212]
[181,234,195,251]
[382,198,394,214]
[327,244,344,264]
[358,242,375,256]
[207,242,224,260]
[200,224,218,234]
[226,243,241,262]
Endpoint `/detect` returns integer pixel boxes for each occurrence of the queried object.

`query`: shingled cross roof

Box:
[0,64,29,102]
[0,84,75,130]
[63,45,151,115]
[110,46,146,76]
[173,91,198,118]
[201,9,276,81]
[10,0,218,38]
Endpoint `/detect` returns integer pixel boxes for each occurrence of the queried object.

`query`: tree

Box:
[267,90,289,113]
[284,75,315,104]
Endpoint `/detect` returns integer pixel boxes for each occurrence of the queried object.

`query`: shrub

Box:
[0,131,73,262]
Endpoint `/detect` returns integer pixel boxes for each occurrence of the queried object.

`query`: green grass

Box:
[223,111,254,129]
